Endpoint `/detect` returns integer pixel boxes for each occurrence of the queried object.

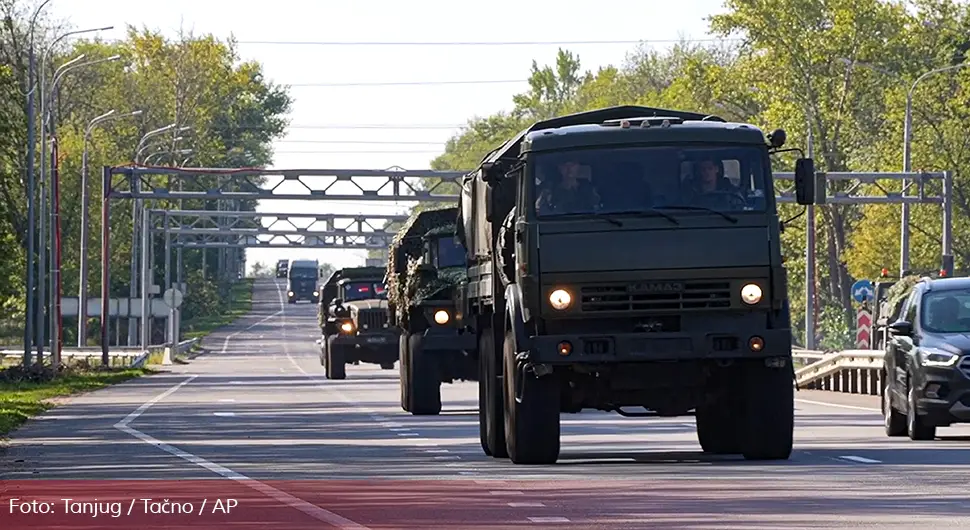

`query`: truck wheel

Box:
[478,328,507,458]
[739,358,793,461]
[695,402,741,454]
[882,379,905,436]
[408,333,441,415]
[380,363,395,370]
[503,328,560,465]
[326,339,346,380]
[906,382,936,440]
[399,334,411,412]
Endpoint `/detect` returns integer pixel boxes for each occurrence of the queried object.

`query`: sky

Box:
[54,0,727,272]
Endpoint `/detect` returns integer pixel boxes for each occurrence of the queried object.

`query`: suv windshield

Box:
[532,145,770,217]
[343,281,387,301]
[921,289,970,333]
[436,237,465,268]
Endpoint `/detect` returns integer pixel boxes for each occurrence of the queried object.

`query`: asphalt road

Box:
[3,278,970,528]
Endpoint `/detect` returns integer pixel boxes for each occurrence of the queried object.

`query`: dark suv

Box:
[883,276,970,440]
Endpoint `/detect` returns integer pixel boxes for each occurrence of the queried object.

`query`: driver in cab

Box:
[535,160,601,215]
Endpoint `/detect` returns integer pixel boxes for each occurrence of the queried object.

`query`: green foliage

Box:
[0,5,292,345]
[416,0,970,348]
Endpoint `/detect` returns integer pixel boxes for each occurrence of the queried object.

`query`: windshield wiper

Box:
[603,209,680,226]
[655,205,739,224]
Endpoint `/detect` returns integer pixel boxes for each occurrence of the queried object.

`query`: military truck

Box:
[386,206,478,415]
[286,259,319,303]
[276,259,289,278]
[317,266,398,379]
[455,105,816,464]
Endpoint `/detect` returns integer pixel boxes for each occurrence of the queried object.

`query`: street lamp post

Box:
[128,124,177,346]
[78,109,144,347]
[44,54,121,365]
[24,0,56,366]
[901,62,970,276]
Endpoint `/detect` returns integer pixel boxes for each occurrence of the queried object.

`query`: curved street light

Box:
[77,109,144,347]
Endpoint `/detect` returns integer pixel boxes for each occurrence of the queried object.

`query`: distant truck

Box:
[276,259,289,278]
[386,206,478,415]
[455,105,816,464]
[317,266,398,379]
[286,259,319,303]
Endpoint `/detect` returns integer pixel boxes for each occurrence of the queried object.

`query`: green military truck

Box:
[317,266,399,379]
[455,105,816,464]
[386,206,478,415]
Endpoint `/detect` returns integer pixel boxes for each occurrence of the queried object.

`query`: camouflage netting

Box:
[885,275,921,313]
[386,206,462,325]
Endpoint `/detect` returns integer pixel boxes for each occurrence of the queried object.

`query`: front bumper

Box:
[914,364,970,424]
[529,328,792,364]
[331,331,398,363]
[422,329,477,353]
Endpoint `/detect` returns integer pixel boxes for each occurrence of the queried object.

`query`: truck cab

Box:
[317,266,398,379]
[456,105,816,464]
[286,259,319,303]
[386,206,478,415]
[276,259,289,278]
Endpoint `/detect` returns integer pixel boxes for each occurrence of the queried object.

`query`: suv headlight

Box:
[919,348,960,367]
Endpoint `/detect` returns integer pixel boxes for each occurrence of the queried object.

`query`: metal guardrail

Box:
[0,338,201,369]
[794,349,884,396]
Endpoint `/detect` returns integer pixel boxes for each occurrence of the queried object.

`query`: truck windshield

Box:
[532,145,770,217]
[288,268,317,279]
[343,282,387,301]
[921,290,970,333]
[436,237,465,268]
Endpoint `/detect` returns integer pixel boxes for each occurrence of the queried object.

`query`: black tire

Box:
[478,327,507,458]
[381,363,395,370]
[739,358,794,461]
[883,377,906,437]
[696,402,741,454]
[408,333,442,415]
[399,334,410,412]
[503,328,560,465]
[326,339,346,380]
[907,381,936,440]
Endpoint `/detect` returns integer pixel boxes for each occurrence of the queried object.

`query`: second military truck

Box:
[455,105,816,464]
[286,259,319,303]
[318,266,398,379]
[386,206,478,415]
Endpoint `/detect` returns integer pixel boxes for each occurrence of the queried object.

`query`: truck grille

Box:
[580,281,732,312]
[356,309,388,330]
[959,356,970,380]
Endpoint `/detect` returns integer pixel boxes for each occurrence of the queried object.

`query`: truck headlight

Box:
[549,289,572,310]
[919,348,960,367]
[339,321,354,333]
[740,283,762,305]
[288,291,294,297]
[313,291,319,297]
[434,310,450,325]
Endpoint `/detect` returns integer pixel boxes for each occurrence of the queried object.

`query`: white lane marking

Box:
[839,455,882,464]
[219,310,283,354]
[796,398,880,412]
[397,432,419,437]
[509,502,545,507]
[490,491,524,495]
[218,399,235,402]
[213,412,236,417]
[389,427,410,432]
[528,517,570,523]
[433,456,461,460]
[425,449,449,453]
[115,291,371,530]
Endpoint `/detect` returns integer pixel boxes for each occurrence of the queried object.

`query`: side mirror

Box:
[794,157,816,205]
[888,320,913,337]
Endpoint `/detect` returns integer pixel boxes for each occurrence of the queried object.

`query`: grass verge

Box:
[0,366,151,438]
[181,279,254,341]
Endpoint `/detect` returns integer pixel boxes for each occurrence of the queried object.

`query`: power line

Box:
[284,79,524,87]
[283,124,463,129]
[276,139,445,145]
[237,38,737,46]
[273,150,442,154]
